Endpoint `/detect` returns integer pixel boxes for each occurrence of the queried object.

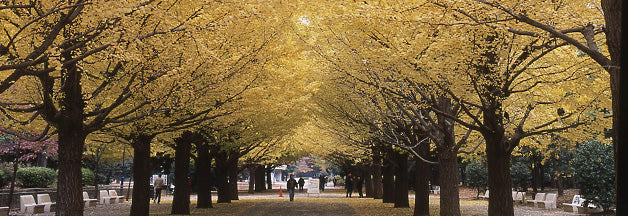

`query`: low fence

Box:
[0,186,133,209]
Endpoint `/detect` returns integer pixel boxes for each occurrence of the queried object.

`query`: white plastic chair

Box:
[513,191,525,204]
[108,190,125,203]
[36,194,56,213]
[83,192,98,207]
[100,190,113,205]
[479,190,489,199]
[540,193,557,209]
[20,195,45,215]
[526,193,546,208]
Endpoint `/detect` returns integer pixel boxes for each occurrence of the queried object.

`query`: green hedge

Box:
[17,167,56,188]
[82,168,95,186]
[0,168,11,188]
[572,140,615,209]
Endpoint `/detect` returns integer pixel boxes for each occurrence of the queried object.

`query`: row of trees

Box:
[295,1,620,216]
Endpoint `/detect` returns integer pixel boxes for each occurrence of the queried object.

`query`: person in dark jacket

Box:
[287,174,297,201]
[356,176,364,198]
[345,173,353,198]
[319,174,327,191]
[298,177,305,191]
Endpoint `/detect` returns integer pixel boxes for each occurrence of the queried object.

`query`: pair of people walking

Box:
[345,173,364,198]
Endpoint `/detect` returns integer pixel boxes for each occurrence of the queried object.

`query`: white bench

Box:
[36,194,56,213]
[526,192,546,208]
[512,191,525,204]
[479,190,489,199]
[0,207,9,216]
[109,190,125,203]
[100,190,114,205]
[430,186,440,194]
[561,195,603,213]
[20,195,45,215]
[83,192,98,207]
[539,193,557,209]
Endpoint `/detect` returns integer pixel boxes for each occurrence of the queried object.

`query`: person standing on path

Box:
[153,174,165,204]
[356,176,364,198]
[345,173,353,198]
[319,174,327,192]
[298,177,305,192]
[287,174,297,201]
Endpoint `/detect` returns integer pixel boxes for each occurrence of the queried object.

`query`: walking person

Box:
[287,174,297,201]
[345,173,353,198]
[153,174,165,204]
[298,177,305,192]
[356,176,364,198]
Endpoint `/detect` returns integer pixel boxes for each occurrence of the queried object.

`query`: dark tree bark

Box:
[229,160,239,200]
[437,151,461,216]
[372,145,384,199]
[414,144,430,216]
[394,152,409,208]
[364,169,374,198]
[172,133,192,214]
[130,135,155,216]
[196,143,212,208]
[248,166,255,193]
[485,135,514,216]
[382,155,395,203]
[255,165,266,191]
[55,48,87,216]
[215,151,231,203]
[266,166,273,190]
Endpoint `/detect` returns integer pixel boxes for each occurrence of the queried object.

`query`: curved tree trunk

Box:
[196,143,212,208]
[266,166,273,190]
[394,152,409,208]
[171,133,192,214]
[130,135,155,216]
[414,144,430,216]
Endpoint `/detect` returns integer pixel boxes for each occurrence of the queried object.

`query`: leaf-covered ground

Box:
[83,195,582,216]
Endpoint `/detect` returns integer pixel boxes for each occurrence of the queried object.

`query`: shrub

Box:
[572,140,615,210]
[82,168,95,186]
[0,168,11,188]
[465,161,488,197]
[17,167,56,188]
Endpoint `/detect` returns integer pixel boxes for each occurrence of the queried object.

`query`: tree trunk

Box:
[365,169,374,198]
[248,166,255,193]
[172,134,192,214]
[532,164,539,195]
[229,161,239,200]
[394,152,409,208]
[266,167,272,190]
[255,165,265,191]
[438,151,461,216]
[414,144,430,216]
[382,157,395,203]
[485,136,514,216]
[372,164,383,199]
[196,143,212,208]
[130,135,155,216]
[600,1,622,214]
[215,152,231,203]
